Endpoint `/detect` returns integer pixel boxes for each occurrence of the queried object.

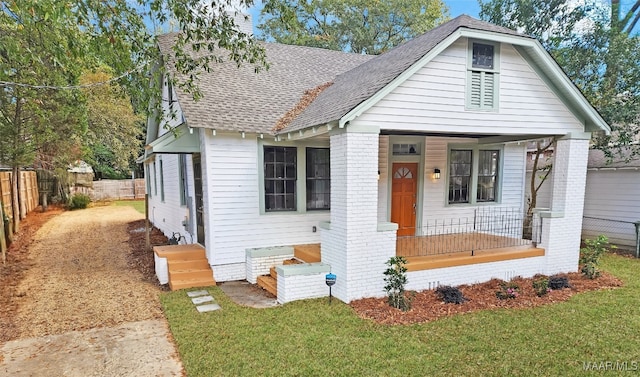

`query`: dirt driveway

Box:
[0,206,183,376]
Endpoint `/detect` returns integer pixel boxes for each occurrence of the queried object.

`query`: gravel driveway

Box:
[0,206,183,376]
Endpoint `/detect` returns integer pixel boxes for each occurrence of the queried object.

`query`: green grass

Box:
[161,254,640,376]
[112,199,145,214]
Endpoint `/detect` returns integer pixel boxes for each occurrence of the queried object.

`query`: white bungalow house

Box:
[142,15,610,303]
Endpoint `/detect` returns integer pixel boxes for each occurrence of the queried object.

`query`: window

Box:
[306,148,330,210]
[159,158,165,202]
[392,143,419,155]
[264,146,297,211]
[448,148,501,205]
[477,150,499,202]
[145,164,152,198]
[467,41,499,110]
[449,150,472,203]
[179,154,188,205]
[152,161,157,196]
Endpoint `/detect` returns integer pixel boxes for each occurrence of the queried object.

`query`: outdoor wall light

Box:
[433,168,441,180]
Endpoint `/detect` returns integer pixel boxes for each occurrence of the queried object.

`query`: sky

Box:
[247,0,482,36]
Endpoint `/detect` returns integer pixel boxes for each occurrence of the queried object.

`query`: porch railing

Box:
[397,207,542,257]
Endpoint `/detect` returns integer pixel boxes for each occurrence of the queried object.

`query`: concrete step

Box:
[154,244,206,261]
[168,259,210,270]
[257,275,277,297]
[169,269,214,281]
[294,244,321,263]
[169,277,216,291]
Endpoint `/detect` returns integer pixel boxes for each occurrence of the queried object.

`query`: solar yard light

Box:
[325,273,336,304]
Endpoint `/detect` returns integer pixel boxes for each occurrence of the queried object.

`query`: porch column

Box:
[540,133,590,274]
[321,126,396,303]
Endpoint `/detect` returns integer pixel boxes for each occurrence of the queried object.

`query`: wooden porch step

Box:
[257,275,277,297]
[269,266,277,279]
[154,244,206,261]
[293,244,321,263]
[155,244,215,291]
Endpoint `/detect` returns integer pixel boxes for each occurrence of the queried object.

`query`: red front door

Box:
[391,163,417,237]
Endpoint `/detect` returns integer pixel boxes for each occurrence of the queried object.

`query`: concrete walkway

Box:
[219,281,279,308]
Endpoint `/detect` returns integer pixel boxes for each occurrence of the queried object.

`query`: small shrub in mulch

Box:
[548,275,571,290]
[435,285,468,304]
[496,281,520,300]
[350,272,623,325]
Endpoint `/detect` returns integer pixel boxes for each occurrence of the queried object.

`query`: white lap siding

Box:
[202,133,329,279]
[357,39,584,135]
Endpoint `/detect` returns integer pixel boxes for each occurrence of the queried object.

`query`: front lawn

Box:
[161,254,640,376]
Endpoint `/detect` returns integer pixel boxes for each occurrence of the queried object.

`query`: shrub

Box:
[548,275,571,290]
[496,281,520,300]
[580,235,613,279]
[532,277,551,297]
[68,193,91,210]
[435,285,468,304]
[383,256,412,311]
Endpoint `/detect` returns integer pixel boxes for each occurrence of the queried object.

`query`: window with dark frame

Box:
[477,150,499,202]
[306,148,330,210]
[159,158,165,202]
[472,43,494,69]
[179,154,188,206]
[449,150,472,203]
[264,146,297,211]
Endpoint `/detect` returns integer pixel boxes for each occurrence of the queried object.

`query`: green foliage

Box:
[68,193,91,210]
[548,275,571,290]
[113,200,145,214]
[383,256,412,311]
[259,0,449,54]
[495,281,520,300]
[580,235,614,279]
[435,285,468,304]
[532,276,550,297]
[480,0,640,161]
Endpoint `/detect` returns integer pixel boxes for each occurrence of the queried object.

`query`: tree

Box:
[259,0,449,54]
[480,0,640,222]
[80,70,144,179]
[0,0,268,232]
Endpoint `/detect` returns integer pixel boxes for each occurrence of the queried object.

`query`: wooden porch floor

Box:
[396,232,536,258]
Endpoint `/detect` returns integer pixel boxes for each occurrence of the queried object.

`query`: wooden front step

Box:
[257,275,277,297]
[154,244,216,291]
[294,244,321,263]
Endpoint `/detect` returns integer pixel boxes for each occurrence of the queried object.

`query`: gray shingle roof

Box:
[588,148,640,168]
[157,34,373,134]
[280,15,528,134]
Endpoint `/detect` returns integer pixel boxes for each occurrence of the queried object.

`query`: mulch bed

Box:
[350,272,623,325]
[126,219,170,289]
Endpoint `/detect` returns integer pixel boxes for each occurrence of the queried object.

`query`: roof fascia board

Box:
[148,123,201,154]
[339,29,465,127]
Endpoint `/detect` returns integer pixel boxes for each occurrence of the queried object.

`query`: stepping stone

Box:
[196,303,221,312]
[191,295,214,305]
[187,290,209,298]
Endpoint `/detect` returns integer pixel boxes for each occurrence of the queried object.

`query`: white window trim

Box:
[258,140,330,215]
[446,144,504,206]
[466,39,500,111]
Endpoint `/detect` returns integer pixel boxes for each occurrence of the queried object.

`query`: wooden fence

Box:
[0,171,39,221]
[71,178,146,201]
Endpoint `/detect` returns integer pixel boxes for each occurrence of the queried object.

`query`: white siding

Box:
[356,39,584,135]
[158,76,184,137]
[582,170,640,247]
[203,133,329,267]
[147,154,196,242]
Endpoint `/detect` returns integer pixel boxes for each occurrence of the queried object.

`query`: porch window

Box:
[477,150,499,202]
[449,150,472,203]
[264,146,297,211]
[448,148,501,205]
[306,148,330,210]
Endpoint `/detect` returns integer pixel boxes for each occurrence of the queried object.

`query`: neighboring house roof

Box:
[157,34,373,134]
[282,15,525,133]
[68,161,94,174]
[588,148,640,169]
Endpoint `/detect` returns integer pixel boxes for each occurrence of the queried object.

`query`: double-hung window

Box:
[467,40,499,110]
[264,146,297,211]
[306,148,330,210]
[448,148,500,205]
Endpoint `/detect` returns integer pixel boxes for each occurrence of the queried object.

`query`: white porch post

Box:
[540,133,590,274]
[321,126,396,303]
